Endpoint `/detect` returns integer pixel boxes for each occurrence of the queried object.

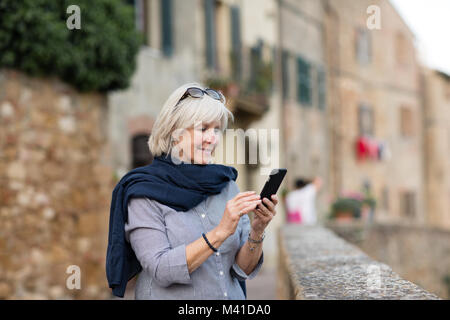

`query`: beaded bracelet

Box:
[248,231,265,252]
[248,231,265,244]
[202,233,218,252]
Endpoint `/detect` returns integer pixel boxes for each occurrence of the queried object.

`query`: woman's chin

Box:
[194,150,213,164]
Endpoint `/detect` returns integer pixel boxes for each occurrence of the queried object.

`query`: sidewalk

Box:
[246,267,278,300]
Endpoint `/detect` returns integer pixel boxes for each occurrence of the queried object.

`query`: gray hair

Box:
[148,82,234,157]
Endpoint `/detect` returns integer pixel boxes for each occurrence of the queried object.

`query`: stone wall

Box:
[278,225,440,299]
[327,222,450,299]
[0,70,112,299]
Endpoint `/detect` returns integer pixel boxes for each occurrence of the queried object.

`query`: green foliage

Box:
[248,57,273,95]
[204,76,232,91]
[0,0,142,92]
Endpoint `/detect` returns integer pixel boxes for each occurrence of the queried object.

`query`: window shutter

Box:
[230,6,242,80]
[400,106,414,137]
[282,50,289,99]
[205,0,217,69]
[317,67,326,110]
[161,0,173,57]
[381,187,389,210]
[249,41,263,91]
[358,104,374,137]
[356,28,371,65]
[400,191,416,218]
[297,56,311,105]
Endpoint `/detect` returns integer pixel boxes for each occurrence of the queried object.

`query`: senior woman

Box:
[106,83,278,300]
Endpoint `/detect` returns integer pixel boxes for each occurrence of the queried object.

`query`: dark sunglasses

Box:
[176,87,226,106]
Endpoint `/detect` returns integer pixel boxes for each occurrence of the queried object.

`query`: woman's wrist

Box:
[250,228,265,240]
[210,227,228,244]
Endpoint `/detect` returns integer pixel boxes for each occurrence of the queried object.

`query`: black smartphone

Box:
[259,168,287,206]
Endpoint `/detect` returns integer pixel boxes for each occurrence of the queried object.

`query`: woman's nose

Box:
[204,129,218,144]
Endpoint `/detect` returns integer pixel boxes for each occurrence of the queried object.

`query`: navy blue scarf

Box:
[105,153,244,298]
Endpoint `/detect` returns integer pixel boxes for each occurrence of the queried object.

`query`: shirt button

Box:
[216,252,220,256]
[201,214,206,218]
[219,271,224,276]
[224,292,228,297]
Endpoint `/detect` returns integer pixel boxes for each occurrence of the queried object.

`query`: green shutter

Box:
[205,0,217,69]
[282,50,289,99]
[249,41,263,92]
[230,6,242,80]
[297,56,311,105]
[317,68,326,110]
[161,0,173,57]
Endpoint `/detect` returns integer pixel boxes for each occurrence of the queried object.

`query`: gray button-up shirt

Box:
[124,180,264,300]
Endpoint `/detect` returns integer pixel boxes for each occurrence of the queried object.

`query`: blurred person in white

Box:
[285,177,322,225]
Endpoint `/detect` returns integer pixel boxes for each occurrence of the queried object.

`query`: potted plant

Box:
[329,197,362,222]
[204,77,240,99]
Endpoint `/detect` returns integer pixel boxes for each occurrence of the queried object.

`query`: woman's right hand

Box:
[215,191,261,240]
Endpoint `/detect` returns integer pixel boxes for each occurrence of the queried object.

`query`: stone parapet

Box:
[277,225,440,299]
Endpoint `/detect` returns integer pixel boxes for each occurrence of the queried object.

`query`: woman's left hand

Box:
[251,195,278,234]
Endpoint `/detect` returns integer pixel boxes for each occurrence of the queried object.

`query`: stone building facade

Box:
[325,0,425,225]
[422,69,450,230]
[278,0,330,221]
[0,70,112,299]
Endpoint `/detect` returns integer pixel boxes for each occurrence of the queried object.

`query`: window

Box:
[230,6,242,80]
[297,56,311,105]
[317,67,326,110]
[355,28,371,65]
[127,0,149,45]
[400,106,415,137]
[160,0,173,56]
[249,40,263,92]
[282,50,289,100]
[396,32,408,66]
[137,0,149,45]
[400,191,416,218]
[358,104,374,137]
[381,187,389,210]
[204,0,217,69]
[126,0,173,54]
[132,134,154,168]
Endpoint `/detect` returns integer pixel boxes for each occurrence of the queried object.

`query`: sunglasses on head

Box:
[176,87,226,106]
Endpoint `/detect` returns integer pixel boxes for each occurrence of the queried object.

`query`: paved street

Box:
[246,267,278,300]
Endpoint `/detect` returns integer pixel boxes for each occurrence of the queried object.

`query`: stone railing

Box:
[326,221,450,299]
[277,225,440,299]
